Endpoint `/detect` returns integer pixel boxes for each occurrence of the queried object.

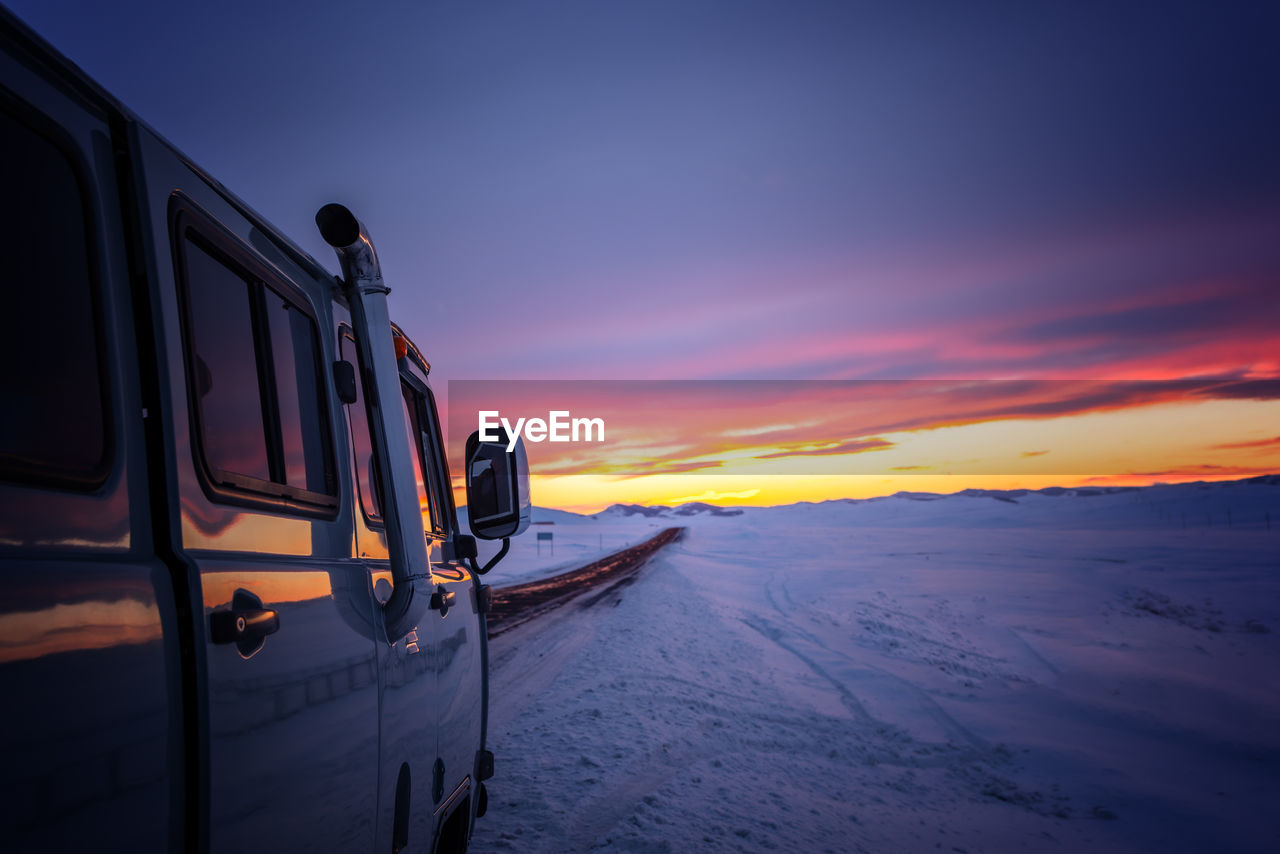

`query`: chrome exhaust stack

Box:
[316,203,383,294]
[317,203,427,641]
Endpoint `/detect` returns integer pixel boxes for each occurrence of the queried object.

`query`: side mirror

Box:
[464,430,531,540]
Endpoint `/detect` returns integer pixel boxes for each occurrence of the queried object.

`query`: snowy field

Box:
[471,478,1280,853]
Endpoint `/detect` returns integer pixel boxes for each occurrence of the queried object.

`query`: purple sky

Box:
[10,0,1278,393]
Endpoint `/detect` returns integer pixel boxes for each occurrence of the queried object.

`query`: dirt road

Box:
[485,527,684,637]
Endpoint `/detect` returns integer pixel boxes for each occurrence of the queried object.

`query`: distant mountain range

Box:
[593,501,745,519]
[569,473,1280,521]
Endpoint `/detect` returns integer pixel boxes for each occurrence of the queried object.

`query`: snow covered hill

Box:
[597,475,1280,531]
[468,477,1279,588]
[471,475,1280,853]
[596,502,745,519]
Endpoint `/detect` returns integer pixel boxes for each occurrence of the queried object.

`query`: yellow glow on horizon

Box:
[666,488,762,503]
[452,397,1280,513]
[509,470,1273,514]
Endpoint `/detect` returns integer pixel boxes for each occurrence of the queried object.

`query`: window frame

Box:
[339,325,385,529]
[170,197,338,518]
[399,377,437,538]
[400,375,454,539]
[340,326,454,539]
[418,385,456,537]
[0,86,113,492]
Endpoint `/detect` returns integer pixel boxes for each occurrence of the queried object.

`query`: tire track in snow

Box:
[740,611,990,753]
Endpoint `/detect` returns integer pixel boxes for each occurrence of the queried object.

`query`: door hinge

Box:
[476,748,495,781]
[431,757,445,805]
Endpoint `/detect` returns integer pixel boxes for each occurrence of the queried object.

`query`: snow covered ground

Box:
[471,478,1280,853]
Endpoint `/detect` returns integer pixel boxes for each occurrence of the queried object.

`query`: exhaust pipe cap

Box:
[315,203,361,248]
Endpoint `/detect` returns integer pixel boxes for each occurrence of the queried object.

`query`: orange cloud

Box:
[1213,436,1280,450]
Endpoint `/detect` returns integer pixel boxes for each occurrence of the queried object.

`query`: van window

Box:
[402,382,450,537]
[265,293,329,494]
[184,241,271,481]
[0,102,108,489]
[400,384,433,534]
[177,223,336,512]
[340,332,382,523]
[420,387,453,535]
[339,331,445,537]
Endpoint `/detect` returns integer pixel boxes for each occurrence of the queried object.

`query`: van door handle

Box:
[210,588,280,658]
[429,584,456,617]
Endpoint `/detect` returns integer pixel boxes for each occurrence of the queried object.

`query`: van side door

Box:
[338,327,445,852]
[402,378,485,821]
[126,129,383,852]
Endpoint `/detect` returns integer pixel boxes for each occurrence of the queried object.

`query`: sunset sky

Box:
[12,1,1278,512]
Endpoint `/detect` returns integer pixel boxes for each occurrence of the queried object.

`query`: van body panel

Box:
[434,561,485,810]
[374,581,440,850]
[199,560,381,853]
[0,560,176,850]
[0,20,176,849]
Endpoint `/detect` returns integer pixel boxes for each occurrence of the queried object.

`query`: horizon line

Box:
[520,471,1280,516]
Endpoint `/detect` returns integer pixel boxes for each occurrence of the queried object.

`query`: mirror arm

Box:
[468,537,510,576]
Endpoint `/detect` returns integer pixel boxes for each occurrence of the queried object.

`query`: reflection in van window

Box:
[179,231,335,508]
[0,105,107,487]
[420,387,452,536]
[185,241,271,481]
[401,383,433,535]
[340,333,381,522]
[266,293,327,494]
